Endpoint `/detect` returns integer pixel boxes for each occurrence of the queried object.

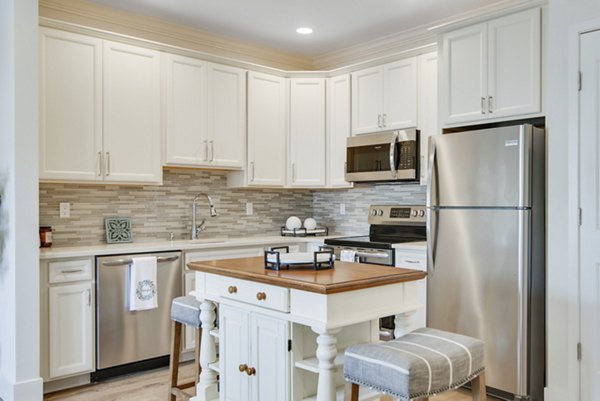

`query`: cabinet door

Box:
[289,78,325,187]
[49,282,93,378]
[351,66,383,134]
[441,23,488,125]
[326,74,352,188]
[383,58,418,130]
[220,305,250,401]
[103,40,162,183]
[417,52,438,185]
[487,8,541,118]
[250,313,289,401]
[207,63,246,168]
[165,54,208,166]
[39,28,103,181]
[247,72,287,186]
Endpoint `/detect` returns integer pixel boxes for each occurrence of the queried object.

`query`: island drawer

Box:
[206,274,290,312]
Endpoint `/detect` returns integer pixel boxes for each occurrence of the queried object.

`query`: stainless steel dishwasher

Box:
[94,251,182,380]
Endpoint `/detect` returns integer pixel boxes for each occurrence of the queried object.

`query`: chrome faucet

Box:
[191,193,218,240]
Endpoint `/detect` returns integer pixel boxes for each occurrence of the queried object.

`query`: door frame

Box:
[568,17,600,401]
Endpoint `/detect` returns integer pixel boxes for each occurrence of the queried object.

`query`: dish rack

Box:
[280,226,329,237]
[264,246,334,271]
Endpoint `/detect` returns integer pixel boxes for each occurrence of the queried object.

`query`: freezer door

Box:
[426,209,529,397]
[428,125,532,207]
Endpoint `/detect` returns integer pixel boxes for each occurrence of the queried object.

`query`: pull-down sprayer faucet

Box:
[191,193,218,240]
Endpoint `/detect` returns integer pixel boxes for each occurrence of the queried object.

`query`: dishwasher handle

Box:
[101,255,180,266]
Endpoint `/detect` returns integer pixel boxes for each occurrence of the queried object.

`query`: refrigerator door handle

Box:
[426,136,437,208]
[426,208,436,275]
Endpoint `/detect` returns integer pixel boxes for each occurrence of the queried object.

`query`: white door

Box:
[383,57,418,130]
[220,305,250,401]
[351,66,383,134]
[250,313,289,401]
[487,8,541,118]
[247,71,287,186]
[441,23,487,125]
[164,54,208,166]
[417,52,438,185]
[289,78,326,187]
[326,74,352,188]
[103,40,162,183]
[39,28,103,181]
[207,63,246,169]
[580,28,600,401]
[49,282,93,378]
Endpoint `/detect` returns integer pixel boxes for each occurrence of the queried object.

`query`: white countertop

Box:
[39,235,330,259]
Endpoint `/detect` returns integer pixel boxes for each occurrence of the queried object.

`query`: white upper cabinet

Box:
[352,57,418,135]
[103,40,162,183]
[327,74,353,188]
[165,55,245,169]
[289,78,326,187]
[441,8,541,125]
[417,52,438,185]
[39,28,103,181]
[246,71,287,187]
[40,28,162,184]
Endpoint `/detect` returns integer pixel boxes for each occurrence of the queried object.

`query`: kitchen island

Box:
[188,256,426,401]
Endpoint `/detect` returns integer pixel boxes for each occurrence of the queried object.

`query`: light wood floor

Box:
[43,363,500,401]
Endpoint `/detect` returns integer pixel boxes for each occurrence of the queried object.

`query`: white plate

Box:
[266,252,335,265]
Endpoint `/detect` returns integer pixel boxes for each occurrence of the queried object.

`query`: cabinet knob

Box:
[228,286,238,294]
[238,363,248,372]
[246,366,256,376]
[256,292,267,301]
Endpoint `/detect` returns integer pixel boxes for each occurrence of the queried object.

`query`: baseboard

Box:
[43,374,91,394]
[0,375,43,401]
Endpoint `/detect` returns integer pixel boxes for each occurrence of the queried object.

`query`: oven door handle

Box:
[355,251,391,259]
[389,131,398,179]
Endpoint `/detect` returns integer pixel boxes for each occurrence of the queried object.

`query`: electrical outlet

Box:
[339,203,346,215]
[246,202,253,216]
[59,202,70,218]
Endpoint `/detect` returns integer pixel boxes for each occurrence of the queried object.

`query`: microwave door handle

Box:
[389,131,398,179]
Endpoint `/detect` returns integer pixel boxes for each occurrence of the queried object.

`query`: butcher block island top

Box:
[187,256,426,294]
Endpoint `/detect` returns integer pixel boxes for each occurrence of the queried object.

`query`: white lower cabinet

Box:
[220,305,289,401]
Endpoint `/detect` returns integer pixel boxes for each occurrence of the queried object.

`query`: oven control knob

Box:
[371,209,377,216]
[418,210,425,217]
[412,210,419,217]
[377,209,384,216]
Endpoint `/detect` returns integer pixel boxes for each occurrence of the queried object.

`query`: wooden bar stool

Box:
[168,296,202,401]
[343,327,487,401]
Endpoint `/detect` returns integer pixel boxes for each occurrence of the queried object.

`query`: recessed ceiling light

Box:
[296,27,313,35]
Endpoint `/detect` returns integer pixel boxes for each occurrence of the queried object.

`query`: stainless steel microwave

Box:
[345,129,419,183]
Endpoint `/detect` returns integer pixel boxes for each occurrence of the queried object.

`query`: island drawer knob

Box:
[238,363,248,372]
[228,286,238,294]
[256,292,267,301]
[246,366,256,376]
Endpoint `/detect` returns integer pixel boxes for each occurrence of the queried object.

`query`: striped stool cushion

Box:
[344,327,485,400]
[170,296,201,328]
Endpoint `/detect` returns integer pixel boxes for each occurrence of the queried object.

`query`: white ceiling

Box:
[88,0,505,57]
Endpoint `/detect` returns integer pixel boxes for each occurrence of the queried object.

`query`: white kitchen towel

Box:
[129,256,158,311]
[340,249,357,262]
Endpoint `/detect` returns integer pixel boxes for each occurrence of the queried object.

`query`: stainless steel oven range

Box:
[323,205,426,335]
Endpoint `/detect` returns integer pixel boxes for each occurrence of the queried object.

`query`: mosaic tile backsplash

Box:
[39,169,426,246]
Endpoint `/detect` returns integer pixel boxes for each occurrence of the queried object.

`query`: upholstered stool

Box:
[168,296,202,401]
[343,327,487,401]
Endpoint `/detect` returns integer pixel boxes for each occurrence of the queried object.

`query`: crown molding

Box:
[39,0,313,71]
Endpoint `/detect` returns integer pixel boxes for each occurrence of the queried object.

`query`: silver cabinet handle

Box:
[377,114,382,128]
[292,163,296,182]
[98,152,103,176]
[61,268,84,274]
[87,288,91,306]
[402,259,421,264]
[105,152,111,176]
[204,140,208,161]
[488,96,494,113]
[389,131,398,179]
[210,140,214,162]
[481,97,486,114]
[250,162,255,181]
[102,255,180,266]
[382,113,387,127]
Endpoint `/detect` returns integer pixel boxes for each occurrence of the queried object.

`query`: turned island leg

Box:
[193,300,218,401]
[312,326,342,401]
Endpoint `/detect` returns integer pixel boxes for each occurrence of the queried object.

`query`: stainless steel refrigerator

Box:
[426,124,545,401]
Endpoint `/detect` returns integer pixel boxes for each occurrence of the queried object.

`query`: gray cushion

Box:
[170,296,201,328]
[344,327,485,400]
